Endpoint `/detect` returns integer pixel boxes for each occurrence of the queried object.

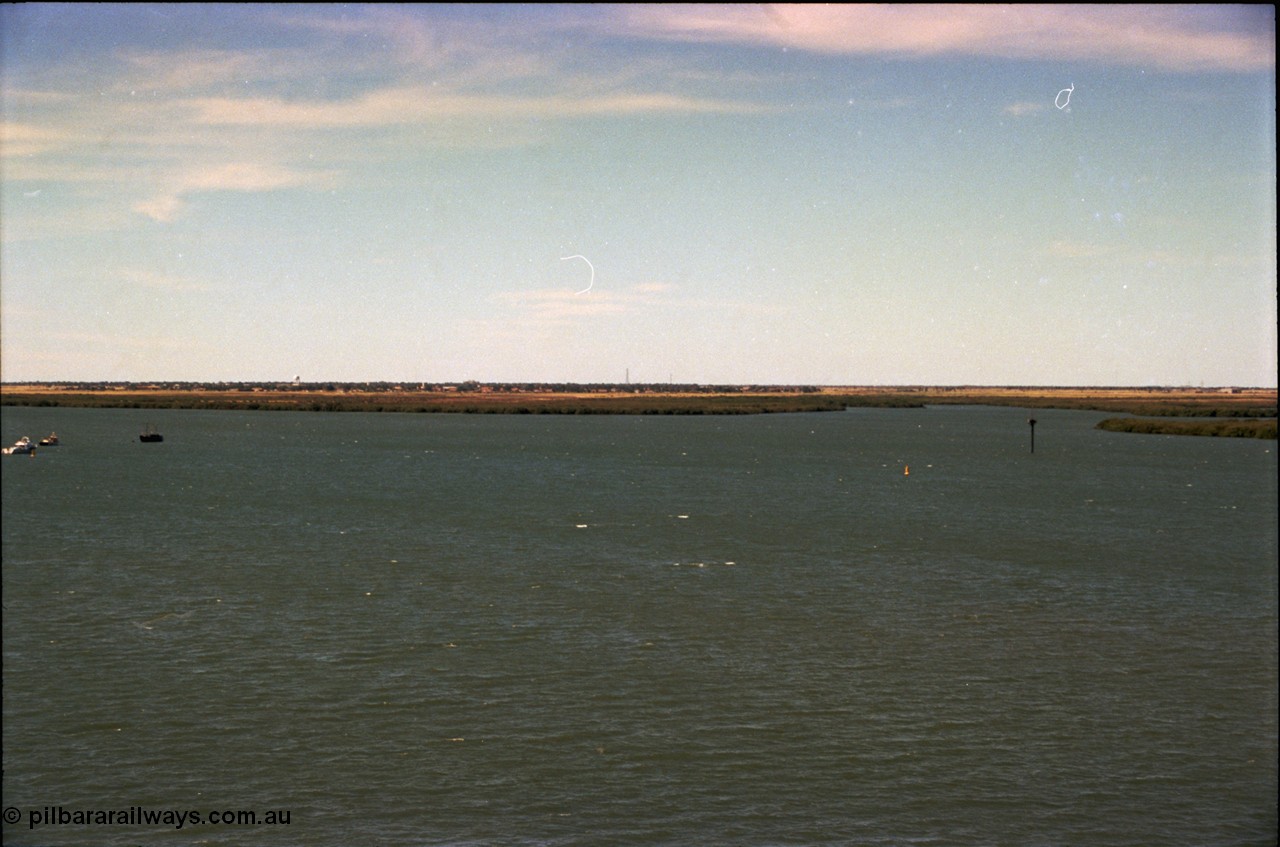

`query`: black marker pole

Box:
[1028,418,1037,454]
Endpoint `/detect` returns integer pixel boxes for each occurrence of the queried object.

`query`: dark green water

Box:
[2,406,1276,846]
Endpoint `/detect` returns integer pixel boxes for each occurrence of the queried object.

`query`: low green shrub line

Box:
[1095,417,1277,439]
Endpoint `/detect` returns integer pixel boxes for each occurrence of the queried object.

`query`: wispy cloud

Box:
[632,282,676,295]
[494,289,629,322]
[621,5,1275,73]
[1046,239,1117,260]
[186,86,766,128]
[118,268,207,292]
[0,121,80,157]
[2,6,777,215]
[484,280,780,339]
[133,162,337,222]
[117,48,293,93]
[130,195,187,224]
[178,162,334,192]
[281,5,517,73]
[492,282,674,326]
[1003,101,1046,117]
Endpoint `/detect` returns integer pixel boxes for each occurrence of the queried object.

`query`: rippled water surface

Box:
[3,406,1276,845]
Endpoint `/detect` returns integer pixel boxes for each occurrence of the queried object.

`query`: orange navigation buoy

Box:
[904,464,909,476]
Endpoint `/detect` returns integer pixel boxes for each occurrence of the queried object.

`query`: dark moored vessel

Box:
[139,425,163,443]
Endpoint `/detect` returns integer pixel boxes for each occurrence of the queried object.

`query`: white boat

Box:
[2,436,36,455]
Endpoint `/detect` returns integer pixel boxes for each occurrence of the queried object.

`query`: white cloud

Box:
[186,86,766,128]
[620,5,1274,73]
[132,195,187,224]
[179,162,334,192]
[133,162,337,223]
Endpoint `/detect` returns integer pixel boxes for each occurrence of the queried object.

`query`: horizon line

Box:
[3,381,1276,391]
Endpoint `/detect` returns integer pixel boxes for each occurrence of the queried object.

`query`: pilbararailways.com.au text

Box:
[4,805,292,830]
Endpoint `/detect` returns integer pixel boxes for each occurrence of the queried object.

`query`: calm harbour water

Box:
[2,405,1276,846]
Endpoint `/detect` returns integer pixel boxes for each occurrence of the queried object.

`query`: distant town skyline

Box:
[2,4,1275,386]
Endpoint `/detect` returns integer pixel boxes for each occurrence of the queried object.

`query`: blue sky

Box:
[1,4,1274,385]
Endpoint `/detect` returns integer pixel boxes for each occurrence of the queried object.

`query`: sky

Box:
[1,3,1275,386]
